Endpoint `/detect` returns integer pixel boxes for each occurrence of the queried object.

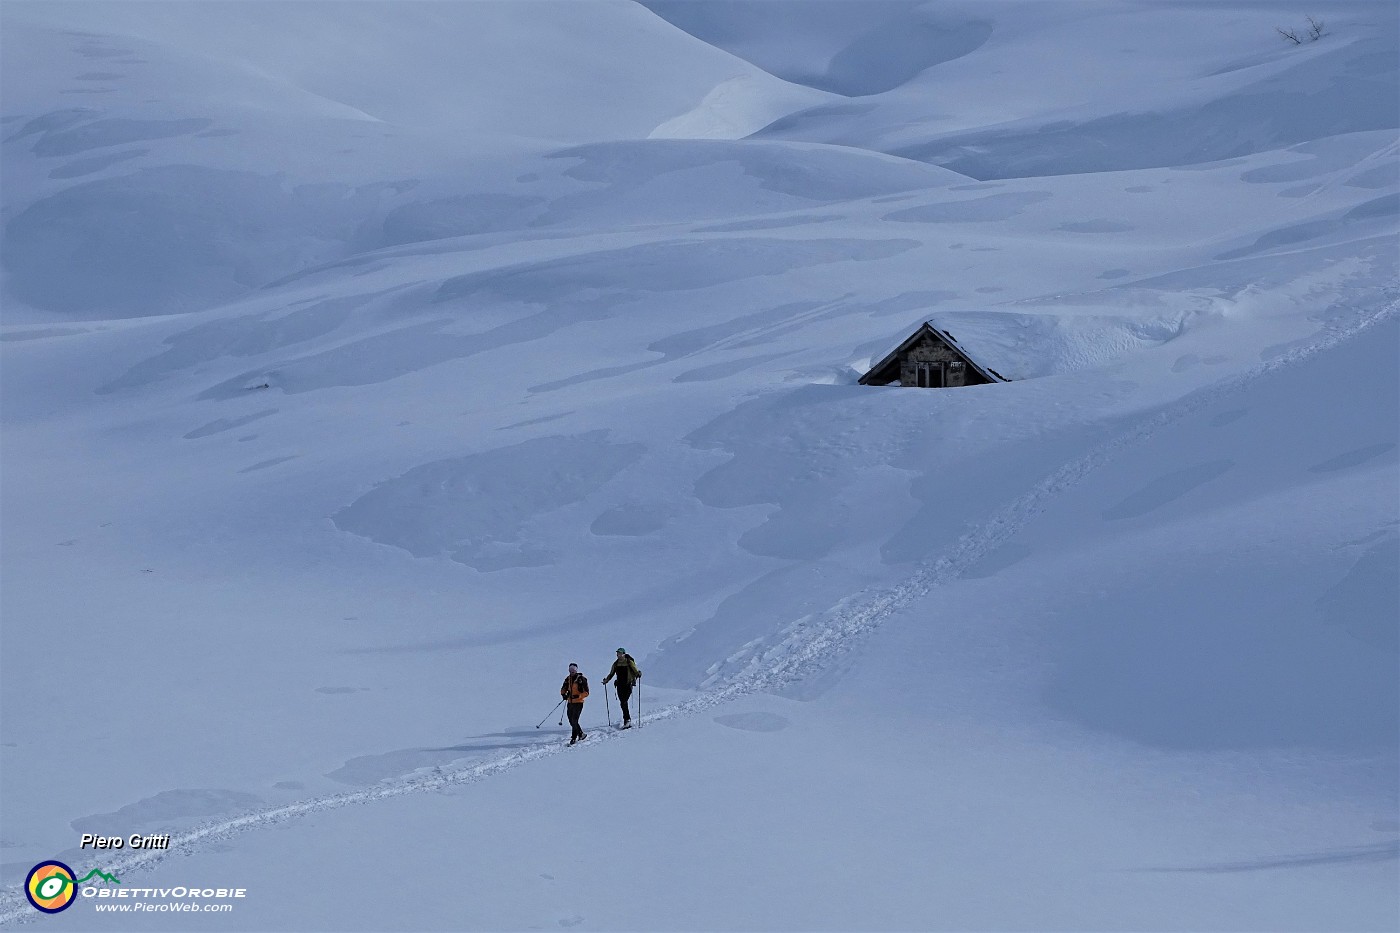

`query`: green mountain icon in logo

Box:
[74,869,121,885]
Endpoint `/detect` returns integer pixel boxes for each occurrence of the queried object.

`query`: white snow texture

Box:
[1,2,1396,931]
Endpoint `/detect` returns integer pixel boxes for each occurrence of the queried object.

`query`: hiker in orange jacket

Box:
[561,663,589,745]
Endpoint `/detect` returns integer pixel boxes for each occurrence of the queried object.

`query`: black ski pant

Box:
[614,683,633,722]
[566,702,585,739]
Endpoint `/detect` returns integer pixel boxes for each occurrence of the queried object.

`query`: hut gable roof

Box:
[858,322,1008,386]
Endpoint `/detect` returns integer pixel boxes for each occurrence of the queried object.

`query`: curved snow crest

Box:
[3,1,811,143]
[2,297,1394,927]
[650,73,835,140]
[640,1,993,98]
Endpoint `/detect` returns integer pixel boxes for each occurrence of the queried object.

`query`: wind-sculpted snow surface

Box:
[750,3,1399,179]
[0,8,833,319]
[5,166,372,317]
[892,34,1399,178]
[98,294,371,394]
[2,299,1391,929]
[333,432,646,570]
[1,1,1397,929]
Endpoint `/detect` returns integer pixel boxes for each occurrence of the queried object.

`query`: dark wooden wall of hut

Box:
[896,333,990,387]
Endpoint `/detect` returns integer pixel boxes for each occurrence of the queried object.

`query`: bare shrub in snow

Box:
[1276,16,1326,44]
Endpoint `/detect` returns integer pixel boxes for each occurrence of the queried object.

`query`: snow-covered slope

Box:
[735,1,1400,177]
[1,2,1396,930]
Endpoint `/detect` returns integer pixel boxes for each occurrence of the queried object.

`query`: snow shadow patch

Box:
[29,117,211,157]
[1306,442,1396,474]
[183,409,278,440]
[71,789,263,837]
[642,3,989,97]
[7,168,409,318]
[882,191,1051,224]
[688,385,888,560]
[435,237,916,304]
[1100,460,1235,521]
[673,351,796,383]
[1058,219,1134,234]
[0,327,92,342]
[4,108,99,142]
[1140,841,1399,874]
[894,38,1399,177]
[692,214,844,233]
[48,148,146,179]
[530,140,959,228]
[1239,132,1398,185]
[1214,195,1399,261]
[332,431,643,571]
[647,561,870,689]
[100,293,366,393]
[590,503,672,537]
[1316,536,1400,653]
[326,738,540,785]
[237,455,297,473]
[814,13,991,96]
[380,194,546,246]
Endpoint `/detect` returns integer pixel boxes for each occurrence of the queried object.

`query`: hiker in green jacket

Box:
[602,648,641,729]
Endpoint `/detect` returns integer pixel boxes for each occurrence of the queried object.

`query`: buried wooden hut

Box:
[858,322,1008,388]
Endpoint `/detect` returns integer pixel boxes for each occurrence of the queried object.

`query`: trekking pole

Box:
[536,700,564,729]
[637,680,642,728]
[604,685,612,727]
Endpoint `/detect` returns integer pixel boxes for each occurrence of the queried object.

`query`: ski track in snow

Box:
[2,296,1395,926]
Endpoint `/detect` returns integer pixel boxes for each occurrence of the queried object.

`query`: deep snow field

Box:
[1,2,1397,930]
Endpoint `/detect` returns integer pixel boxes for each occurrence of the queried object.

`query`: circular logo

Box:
[26,861,77,913]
